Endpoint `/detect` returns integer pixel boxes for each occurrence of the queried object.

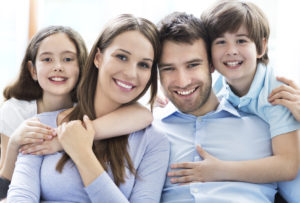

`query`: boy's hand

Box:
[269,76,300,122]
[167,145,223,184]
[10,117,56,148]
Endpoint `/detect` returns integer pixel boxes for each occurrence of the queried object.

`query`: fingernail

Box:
[83,115,89,120]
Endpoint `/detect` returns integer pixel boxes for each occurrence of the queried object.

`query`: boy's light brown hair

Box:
[201,0,270,65]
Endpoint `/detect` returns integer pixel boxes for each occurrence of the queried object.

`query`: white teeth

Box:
[50,77,65,82]
[116,80,133,89]
[177,88,196,95]
[225,61,240,66]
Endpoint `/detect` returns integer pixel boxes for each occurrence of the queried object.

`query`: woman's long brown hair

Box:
[56,14,160,186]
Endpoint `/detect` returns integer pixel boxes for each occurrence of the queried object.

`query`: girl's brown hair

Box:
[3,26,88,102]
[56,14,160,186]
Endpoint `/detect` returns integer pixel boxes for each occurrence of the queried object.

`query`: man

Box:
[153,12,277,202]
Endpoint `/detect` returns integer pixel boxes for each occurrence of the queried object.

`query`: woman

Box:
[8,14,169,202]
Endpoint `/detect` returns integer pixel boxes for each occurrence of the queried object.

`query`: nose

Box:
[176,69,192,88]
[53,62,63,72]
[225,42,238,56]
[123,63,137,79]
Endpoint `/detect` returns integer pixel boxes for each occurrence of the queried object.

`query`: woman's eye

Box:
[42,58,52,62]
[188,63,199,68]
[64,57,74,62]
[139,62,150,69]
[237,39,247,44]
[116,54,127,61]
[215,40,225,45]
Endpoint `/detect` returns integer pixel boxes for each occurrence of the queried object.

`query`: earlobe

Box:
[94,48,102,69]
[27,61,38,81]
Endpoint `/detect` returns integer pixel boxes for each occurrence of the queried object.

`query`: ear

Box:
[209,63,215,73]
[94,48,102,69]
[27,61,37,81]
[257,38,267,58]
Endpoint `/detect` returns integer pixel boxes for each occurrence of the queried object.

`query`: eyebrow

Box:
[39,50,77,56]
[118,49,153,62]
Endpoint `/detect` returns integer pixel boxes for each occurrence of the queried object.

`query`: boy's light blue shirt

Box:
[214,63,300,138]
[214,63,300,203]
[153,97,277,203]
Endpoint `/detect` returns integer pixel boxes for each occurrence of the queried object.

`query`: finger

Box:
[170,162,194,169]
[83,115,95,135]
[168,169,192,177]
[277,76,299,89]
[26,130,55,140]
[269,85,296,98]
[268,91,295,103]
[270,98,293,109]
[170,175,193,184]
[26,120,53,130]
[21,144,45,154]
[196,145,209,159]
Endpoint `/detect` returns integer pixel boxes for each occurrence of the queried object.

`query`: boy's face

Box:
[158,39,213,116]
[211,25,265,95]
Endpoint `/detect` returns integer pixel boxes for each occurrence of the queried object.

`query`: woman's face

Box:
[94,30,154,106]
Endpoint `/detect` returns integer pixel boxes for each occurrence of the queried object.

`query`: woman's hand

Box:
[269,76,300,122]
[57,115,95,160]
[154,94,168,108]
[10,117,56,148]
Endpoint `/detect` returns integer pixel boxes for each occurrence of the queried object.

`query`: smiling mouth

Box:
[49,76,67,82]
[223,61,243,67]
[175,87,198,96]
[114,79,135,90]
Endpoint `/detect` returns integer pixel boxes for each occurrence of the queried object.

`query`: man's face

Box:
[158,39,212,116]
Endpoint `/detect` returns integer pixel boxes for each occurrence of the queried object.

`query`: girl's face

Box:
[94,30,153,108]
[211,25,265,95]
[30,33,79,99]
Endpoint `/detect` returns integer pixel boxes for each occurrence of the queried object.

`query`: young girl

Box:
[7,14,169,202]
[0,25,153,199]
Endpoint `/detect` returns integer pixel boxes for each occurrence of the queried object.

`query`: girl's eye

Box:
[116,54,127,61]
[215,40,225,45]
[42,58,52,62]
[237,39,247,44]
[138,62,150,69]
[64,57,74,62]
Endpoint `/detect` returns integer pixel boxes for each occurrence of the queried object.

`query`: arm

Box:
[7,154,42,202]
[0,118,54,180]
[92,102,153,139]
[169,131,299,184]
[20,103,153,155]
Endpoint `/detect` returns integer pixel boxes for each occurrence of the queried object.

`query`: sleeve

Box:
[84,129,170,203]
[7,154,43,202]
[278,169,300,203]
[0,177,10,199]
[260,68,300,138]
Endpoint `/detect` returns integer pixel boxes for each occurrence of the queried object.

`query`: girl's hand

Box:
[268,76,300,122]
[10,117,56,148]
[57,115,95,160]
[18,137,62,155]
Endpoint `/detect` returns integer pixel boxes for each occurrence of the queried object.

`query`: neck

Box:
[94,87,120,118]
[192,90,219,117]
[37,93,73,113]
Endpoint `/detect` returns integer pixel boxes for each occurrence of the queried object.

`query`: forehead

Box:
[107,31,154,58]
[38,33,77,54]
[160,39,208,64]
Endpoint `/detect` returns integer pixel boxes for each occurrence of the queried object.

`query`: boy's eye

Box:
[138,62,150,69]
[160,67,175,72]
[116,54,127,61]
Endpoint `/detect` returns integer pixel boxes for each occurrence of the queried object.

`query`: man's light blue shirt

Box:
[214,63,300,203]
[153,97,277,203]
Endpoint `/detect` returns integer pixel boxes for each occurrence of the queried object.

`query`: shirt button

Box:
[192,188,199,193]
[197,117,202,122]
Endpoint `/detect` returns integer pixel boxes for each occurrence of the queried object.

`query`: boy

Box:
[201,0,300,202]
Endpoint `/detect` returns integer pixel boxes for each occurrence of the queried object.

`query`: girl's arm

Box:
[20,103,153,155]
[168,131,299,184]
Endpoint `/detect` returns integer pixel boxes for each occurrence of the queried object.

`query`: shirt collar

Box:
[222,63,267,107]
[154,96,241,121]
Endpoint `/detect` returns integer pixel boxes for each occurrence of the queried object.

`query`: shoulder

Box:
[1,98,36,114]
